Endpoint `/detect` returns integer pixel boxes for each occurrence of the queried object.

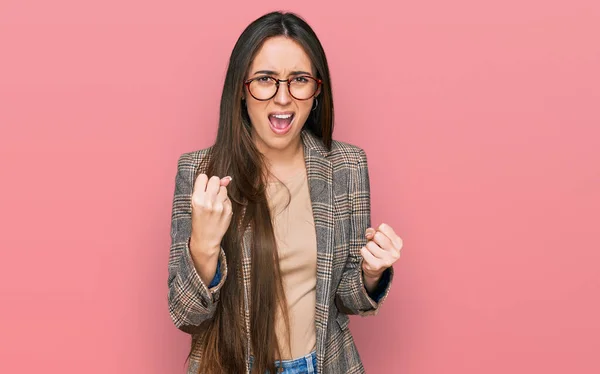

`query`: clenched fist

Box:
[189,174,233,285]
[360,223,403,293]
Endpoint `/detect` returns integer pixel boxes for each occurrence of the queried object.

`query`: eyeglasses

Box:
[244,75,322,101]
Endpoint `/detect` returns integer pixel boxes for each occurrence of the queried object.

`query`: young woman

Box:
[168,11,403,374]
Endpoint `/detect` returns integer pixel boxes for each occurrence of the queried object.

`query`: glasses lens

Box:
[249,77,277,100]
[290,76,318,100]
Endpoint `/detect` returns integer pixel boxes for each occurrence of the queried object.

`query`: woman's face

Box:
[244,36,319,156]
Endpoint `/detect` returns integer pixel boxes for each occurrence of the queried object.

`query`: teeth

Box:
[272,114,292,119]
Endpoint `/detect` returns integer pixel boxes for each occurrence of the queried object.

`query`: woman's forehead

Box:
[249,36,313,75]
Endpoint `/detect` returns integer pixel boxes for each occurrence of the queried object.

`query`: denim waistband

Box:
[249,350,317,373]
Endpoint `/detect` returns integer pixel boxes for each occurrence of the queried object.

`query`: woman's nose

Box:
[273,82,292,105]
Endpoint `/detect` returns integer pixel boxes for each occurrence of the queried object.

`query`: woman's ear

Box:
[241,93,247,109]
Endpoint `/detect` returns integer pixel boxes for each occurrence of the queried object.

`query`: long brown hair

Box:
[195,11,334,373]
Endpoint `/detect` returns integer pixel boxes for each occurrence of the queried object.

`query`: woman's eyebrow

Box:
[289,70,312,76]
[252,70,277,75]
[251,69,312,76]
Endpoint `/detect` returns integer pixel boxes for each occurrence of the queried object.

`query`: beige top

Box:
[266,170,318,360]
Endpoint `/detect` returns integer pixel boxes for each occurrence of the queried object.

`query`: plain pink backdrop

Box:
[1,0,599,373]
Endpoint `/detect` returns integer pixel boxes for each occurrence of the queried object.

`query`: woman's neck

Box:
[260,138,305,182]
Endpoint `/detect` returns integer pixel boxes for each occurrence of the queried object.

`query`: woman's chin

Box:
[255,131,302,153]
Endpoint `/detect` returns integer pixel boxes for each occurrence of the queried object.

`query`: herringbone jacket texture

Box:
[168,129,394,373]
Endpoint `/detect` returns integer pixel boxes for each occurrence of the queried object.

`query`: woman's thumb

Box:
[220,176,233,187]
[365,227,376,240]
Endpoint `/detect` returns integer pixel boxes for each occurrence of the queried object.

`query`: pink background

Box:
[1,0,599,373]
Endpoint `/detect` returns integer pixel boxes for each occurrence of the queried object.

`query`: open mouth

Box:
[268,112,295,135]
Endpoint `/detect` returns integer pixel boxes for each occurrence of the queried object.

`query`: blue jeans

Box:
[249,351,317,374]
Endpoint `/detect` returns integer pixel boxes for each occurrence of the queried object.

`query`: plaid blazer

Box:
[168,129,394,373]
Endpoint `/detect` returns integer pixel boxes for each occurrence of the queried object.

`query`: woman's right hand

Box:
[189,174,233,279]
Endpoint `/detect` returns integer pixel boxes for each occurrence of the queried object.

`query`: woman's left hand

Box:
[360,223,403,280]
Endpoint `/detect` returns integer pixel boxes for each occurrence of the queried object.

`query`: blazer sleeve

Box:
[335,149,394,316]
[167,153,228,334]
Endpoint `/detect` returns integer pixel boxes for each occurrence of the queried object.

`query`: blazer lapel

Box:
[301,130,334,373]
[240,220,253,370]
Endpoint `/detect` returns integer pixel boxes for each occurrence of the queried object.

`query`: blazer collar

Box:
[301,128,331,159]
